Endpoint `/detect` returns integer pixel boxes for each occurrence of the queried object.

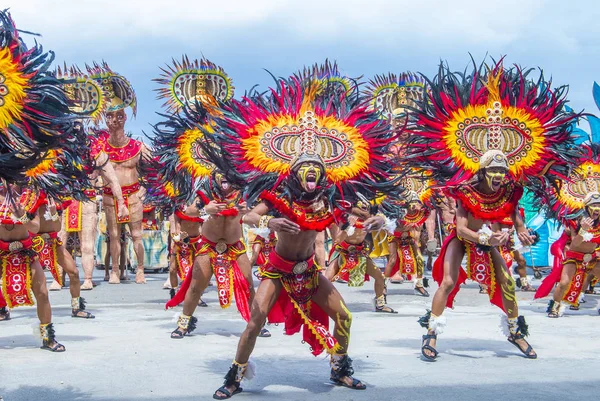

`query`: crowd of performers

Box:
[2,10,600,400]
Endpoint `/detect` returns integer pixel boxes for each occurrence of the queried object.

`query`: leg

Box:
[311,276,365,389]
[551,262,576,315]
[422,238,464,359]
[57,244,95,319]
[168,254,179,290]
[80,202,98,290]
[367,258,396,313]
[324,256,340,281]
[414,243,429,297]
[172,255,212,338]
[31,260,65,352]
[214,278,282,399]
[490,248,537,358]
[514,250,535,292]
[128,220,146,283]
[105,207,123,284]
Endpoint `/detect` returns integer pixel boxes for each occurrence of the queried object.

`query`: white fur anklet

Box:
[428,313,446,335]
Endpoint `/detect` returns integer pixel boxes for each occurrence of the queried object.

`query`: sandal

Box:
[421,334,438,361]
[0,307,10,321]
[41,340,66,352]
[199,298,208,307]
[71,298,95,319]
[259,327,271,337]
[569,304,580,311]
[330,354,366,390]
[213,384,242,400]
[171,315,197,339]
[375,305,398,314]
[72,309,95,319]
[40,323,66,352]
[507,333,537,359]
[414,287,430,297]
[330,377,366,390]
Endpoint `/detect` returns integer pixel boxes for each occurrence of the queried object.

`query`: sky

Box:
[8,0,600,139]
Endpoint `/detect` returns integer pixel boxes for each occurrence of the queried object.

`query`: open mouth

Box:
[491,178,502,188]
[220,179,230,191]
[305,173,317,191]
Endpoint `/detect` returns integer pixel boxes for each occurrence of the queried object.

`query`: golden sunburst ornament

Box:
[0,47,29,130]
[176,125,216,179]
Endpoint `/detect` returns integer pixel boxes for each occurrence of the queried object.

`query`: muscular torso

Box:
[339,214,369,245]
[567,221,599,254]
[201,215,242,244]
[38,204,61,233]
[0,193,37,241]
[276,230,318,261]
[178,204,202,239]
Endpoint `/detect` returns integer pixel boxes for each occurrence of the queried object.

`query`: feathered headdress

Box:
[364,72,429,120]
[200,74,400,204]
[0,10,75,183]
[154,55,234,114]
[548,143,600,220]
[87,61,136,116]
[150,56,233,202]
[406,59,580,192]
[293,60,359,102]
[56,64,107,125]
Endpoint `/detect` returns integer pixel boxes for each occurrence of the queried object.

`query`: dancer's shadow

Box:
[381,337,520,359]
[0,334,96,349]
[0,385,91,401]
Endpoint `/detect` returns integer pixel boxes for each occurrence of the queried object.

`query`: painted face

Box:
[408,201,421,213]
[296,162,322,193]
[104,110,127,131]
[587,204,600,220]
[484,167,508,191]
[214,172,231,193]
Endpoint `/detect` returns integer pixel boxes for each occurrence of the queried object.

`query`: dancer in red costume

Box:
[198,67,400,399]
[405,60,579,361]
[535,144,600,316]
[151,57,253,337]
[325,197,396,313]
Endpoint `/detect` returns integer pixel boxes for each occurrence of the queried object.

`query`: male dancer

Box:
[325,198,396,312]
[199,75,398,399]
[406,62,578,361]
[88,63,147,284]
[384,191,430,296]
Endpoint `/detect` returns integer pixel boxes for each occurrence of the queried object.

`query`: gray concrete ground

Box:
[1,266,599,401]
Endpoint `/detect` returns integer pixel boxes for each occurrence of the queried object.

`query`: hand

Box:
[237,201,248,214]
[517,229,535,246]
[117,202,129,220]
[268,218,301,235]
[489,231,509,247]
[580,217,594,232]
[204,201,227,215]
[363,216,385,232]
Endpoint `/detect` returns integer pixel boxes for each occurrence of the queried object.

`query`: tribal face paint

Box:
[296,162,322,193]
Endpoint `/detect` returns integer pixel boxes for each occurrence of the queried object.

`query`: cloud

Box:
[5,0,600,135]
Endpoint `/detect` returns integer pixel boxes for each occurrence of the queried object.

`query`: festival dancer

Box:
[48,66,129,291]
[0,10,84,350]
[249,228,276,269]
[325,197,396,312]
[87,62,147,284]
[168,200,204,296]
[36,197,94,318]
[406,61,578,361]
[198,72,399,399]
[535,144,600,316]
[152,57,254,337]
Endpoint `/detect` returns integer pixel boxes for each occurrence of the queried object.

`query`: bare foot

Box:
[81,280,94,291]
[108,272,121,284]
[135,270,146,284]
[49,280,62,291]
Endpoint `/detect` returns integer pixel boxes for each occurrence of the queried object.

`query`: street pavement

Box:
[1,266,599,401]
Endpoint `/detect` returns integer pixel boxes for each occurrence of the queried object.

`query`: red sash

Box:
[37,232,63,286]
[104,183,140,224]
[65,200,82,232]
[259,251,340,356]
[0,236,43,309]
